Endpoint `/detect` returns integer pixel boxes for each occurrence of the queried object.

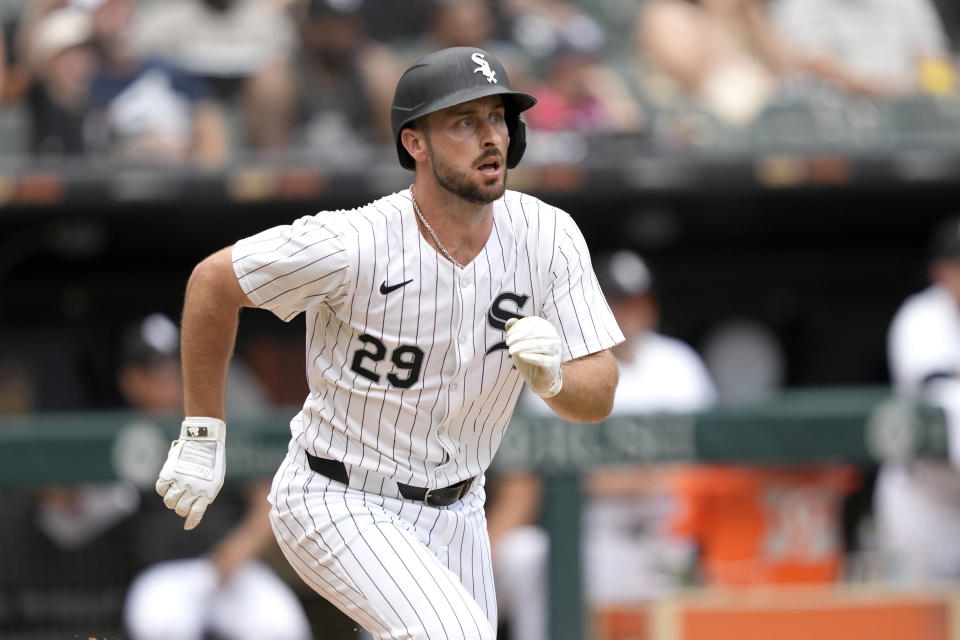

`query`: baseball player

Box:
[155,47,623,639]
[875,215,960,582]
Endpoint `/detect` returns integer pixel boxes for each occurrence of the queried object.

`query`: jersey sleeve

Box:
[540,209,625,361]
[231,212,353,321]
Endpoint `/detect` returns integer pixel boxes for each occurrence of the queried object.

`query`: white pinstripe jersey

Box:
[233,188,623,488]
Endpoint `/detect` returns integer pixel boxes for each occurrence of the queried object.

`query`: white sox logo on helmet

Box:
[471,52,497,84]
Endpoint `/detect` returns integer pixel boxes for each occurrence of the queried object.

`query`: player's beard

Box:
[427,143,507,205]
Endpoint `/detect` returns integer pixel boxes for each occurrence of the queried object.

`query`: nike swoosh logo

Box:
[379,278,414,294]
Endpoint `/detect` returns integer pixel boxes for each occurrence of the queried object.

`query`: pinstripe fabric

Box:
[270,441,496,640]
[232,188,623,637]
[233,189,622,487]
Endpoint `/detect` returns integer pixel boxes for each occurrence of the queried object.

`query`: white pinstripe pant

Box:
[269,443,497,640]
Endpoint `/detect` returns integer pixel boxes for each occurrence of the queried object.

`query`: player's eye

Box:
[456,117,474,128]
[490,112,505,124]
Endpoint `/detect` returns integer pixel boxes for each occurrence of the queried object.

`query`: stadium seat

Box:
[0,102,28,160]
[749,99,856,151]
[882,94,960,148]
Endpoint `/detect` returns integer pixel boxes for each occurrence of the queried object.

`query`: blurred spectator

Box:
[700,317,787,402]
[83,0,229,167]
[0,358,34,414]
[589,249,718,414]
[278,0,400,155]
[633,0,791,128]
[500,0,604,73]
[399,0,530,96]
[0,22,6,98]
[115,312,184,411]
[875,216,960,582]
[416,0,504,51]
[485,0,645,135]
[13,0,62,70]
[771,0,957,98]
[23,6,96,156]
[488,249,715,640]
[523,36,645,134]
[132,0,297,152]
[119,312,312,640]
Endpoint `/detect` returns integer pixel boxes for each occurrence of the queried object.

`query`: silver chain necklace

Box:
[411,185,465,269]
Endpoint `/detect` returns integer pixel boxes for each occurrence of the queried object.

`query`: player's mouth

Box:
[476,157,502,179]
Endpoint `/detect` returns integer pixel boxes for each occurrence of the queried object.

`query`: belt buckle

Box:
[422,487,437,506]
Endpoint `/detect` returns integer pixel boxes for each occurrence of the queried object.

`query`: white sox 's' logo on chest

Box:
[471,52,497,84]
[486,291,529,354]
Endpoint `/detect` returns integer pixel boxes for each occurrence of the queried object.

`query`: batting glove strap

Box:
[175,417,225,480]
[505,316,564,398]
[179,417,225,441]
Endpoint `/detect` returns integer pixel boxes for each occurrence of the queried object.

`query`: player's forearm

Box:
[181,246,251,419]
[542,349,618,422]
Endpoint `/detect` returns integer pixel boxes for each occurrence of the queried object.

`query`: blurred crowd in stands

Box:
[0,0,958,166]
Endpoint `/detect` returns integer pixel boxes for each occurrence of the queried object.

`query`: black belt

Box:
[306,453,474,507]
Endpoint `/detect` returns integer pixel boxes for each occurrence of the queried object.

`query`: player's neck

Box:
[411,180,494,267]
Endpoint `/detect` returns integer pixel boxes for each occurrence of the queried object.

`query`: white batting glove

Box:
[155,417,226,530]
[505,316,563,398]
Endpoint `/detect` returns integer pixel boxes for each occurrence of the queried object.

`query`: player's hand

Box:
[505,316,563,398]
[155,417,226,530]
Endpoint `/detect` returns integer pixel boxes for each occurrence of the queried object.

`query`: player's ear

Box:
[401,125,429,166]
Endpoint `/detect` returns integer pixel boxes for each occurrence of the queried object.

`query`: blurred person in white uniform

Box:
[488,249,716,639]
[877,216,960,582]
[771,0,955,97]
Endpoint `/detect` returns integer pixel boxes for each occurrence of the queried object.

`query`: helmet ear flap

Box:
[506,116,527,169]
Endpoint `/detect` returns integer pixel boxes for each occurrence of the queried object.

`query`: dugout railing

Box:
[0,386,949,640]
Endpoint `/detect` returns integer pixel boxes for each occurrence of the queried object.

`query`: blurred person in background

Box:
[494,0,646,137]
[13,0,61,66]
[0,24,6,98]
[632,0,792,129]
[120,313,312,640]
[132,0,298,153]
[771,0,957,98]
[23,6,96,156]
[523,34,645,134]
[488,249,715,640]
[499,0,604,72]
[0,358,34,414]
[279,0,399,155]
[82,0,229,167]
[699,316,786,403]
[875,216,960,583]
[400,0,530,88]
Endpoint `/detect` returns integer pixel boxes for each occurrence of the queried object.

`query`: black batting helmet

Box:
[391,47,537,170]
